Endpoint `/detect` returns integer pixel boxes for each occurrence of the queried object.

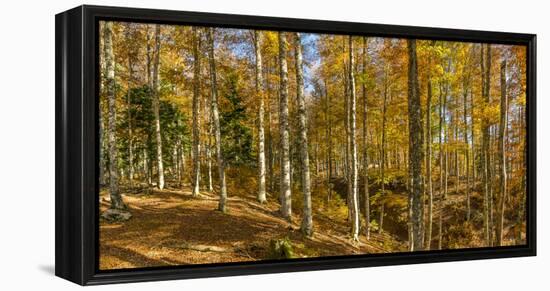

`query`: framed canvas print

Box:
[55,5,536,285]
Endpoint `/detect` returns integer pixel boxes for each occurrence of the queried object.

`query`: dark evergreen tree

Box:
[220,72,254,166]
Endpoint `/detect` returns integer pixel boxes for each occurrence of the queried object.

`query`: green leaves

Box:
[220,72,254,166]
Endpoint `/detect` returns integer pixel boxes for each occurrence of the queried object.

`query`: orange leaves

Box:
[476,99,501,125]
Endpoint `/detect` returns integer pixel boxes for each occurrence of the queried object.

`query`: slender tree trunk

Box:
[348,36,360,241]
[99,31,109,186]
[144,28,154,189]
[206,108,214,192]
[315,138,320,182]
[294,33,313,235]
[342,37,352,223]
[470,90,476,182]
[144,148,151,185]
[362,37,370,240]
[487,126,496,246]
[151,24,164,190]
[146,26,152,91]
[172,142,178,180]
[104,22,125,209]
[496,59,508,246]
[407,39,424,251]
[326,79,333,202]
[438,81,444,250]
[379,68,388,234]
[481,44,492,245]
[181,147,186,183]
[425,45,434,249]
[443,79,449,248]
[463,68,472,222]
[207,28,228,212]
[127,86,134,187]
[277,32,292,221]
[125,24,135,187]
[191,27,201,196]
[454,98,459,196]
[266,60,274,193]
[100,109,107,186]
[254,31,267,203]
[443,79,449,201]
[177,136,184,186]
[516,105,526,243]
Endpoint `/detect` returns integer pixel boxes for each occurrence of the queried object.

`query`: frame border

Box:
[55,5,536,285]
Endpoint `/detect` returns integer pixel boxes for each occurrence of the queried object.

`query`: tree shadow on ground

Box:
[100,185,410,269]
[100,244,175,268]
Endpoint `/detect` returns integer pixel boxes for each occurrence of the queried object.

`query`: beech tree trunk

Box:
[470,87,476,184]
[191,27,201,197]
[207,28,228,212]
[206,103,214,192]
[407,39,424,251]
[425,44,434,249]
[294,33,313,236]
[348,36,360,241]
[343,38,352,224]
[379,68,388,234]
[325,80,333,202]
[496,59,508,246]
[481,44,492,245]
[125,24,135,187]
[278,32,292,221]
[254,31,267,203]
[99,112,107,186]
[104,22,125,209]
[100,32,108,187]
[438,81,444,250]
[463,63,472,222]
[151,24,164,190]
[362,37,370,240]
[266,60,274,193]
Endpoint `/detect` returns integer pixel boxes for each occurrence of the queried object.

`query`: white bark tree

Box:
[379,67,389,234]
[496,58,508,246]
[104,21,126,210]
[348,36,360,241]
[294,33,312,236]
[191,27,201,197]
[361,37,370,240]
[254,31,267,204]
[124,23,135,187]
[278,31,292,221]
[206,112,214,192]
[207,28,228,212]
[151,24,165,190]
[481,44,492,245]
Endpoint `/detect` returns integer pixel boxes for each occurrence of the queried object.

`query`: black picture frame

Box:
[55,4,537,286]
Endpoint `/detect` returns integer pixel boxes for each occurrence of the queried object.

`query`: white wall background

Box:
[0,0,547,289]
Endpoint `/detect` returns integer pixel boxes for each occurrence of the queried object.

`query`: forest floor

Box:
[99,181,406,270]
[99,173,524,270]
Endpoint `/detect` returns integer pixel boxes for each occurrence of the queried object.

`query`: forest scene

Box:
[98,20,528,270]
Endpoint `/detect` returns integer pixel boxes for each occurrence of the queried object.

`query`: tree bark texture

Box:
[278,32,292,221]
[207,28,228,212]
[407,39,424,251]
[295,33,313,236]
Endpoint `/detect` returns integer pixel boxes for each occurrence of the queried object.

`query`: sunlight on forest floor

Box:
[99,183,406,270]
[100,176,525,270]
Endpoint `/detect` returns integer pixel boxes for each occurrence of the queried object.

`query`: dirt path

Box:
[99,185,403,270]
